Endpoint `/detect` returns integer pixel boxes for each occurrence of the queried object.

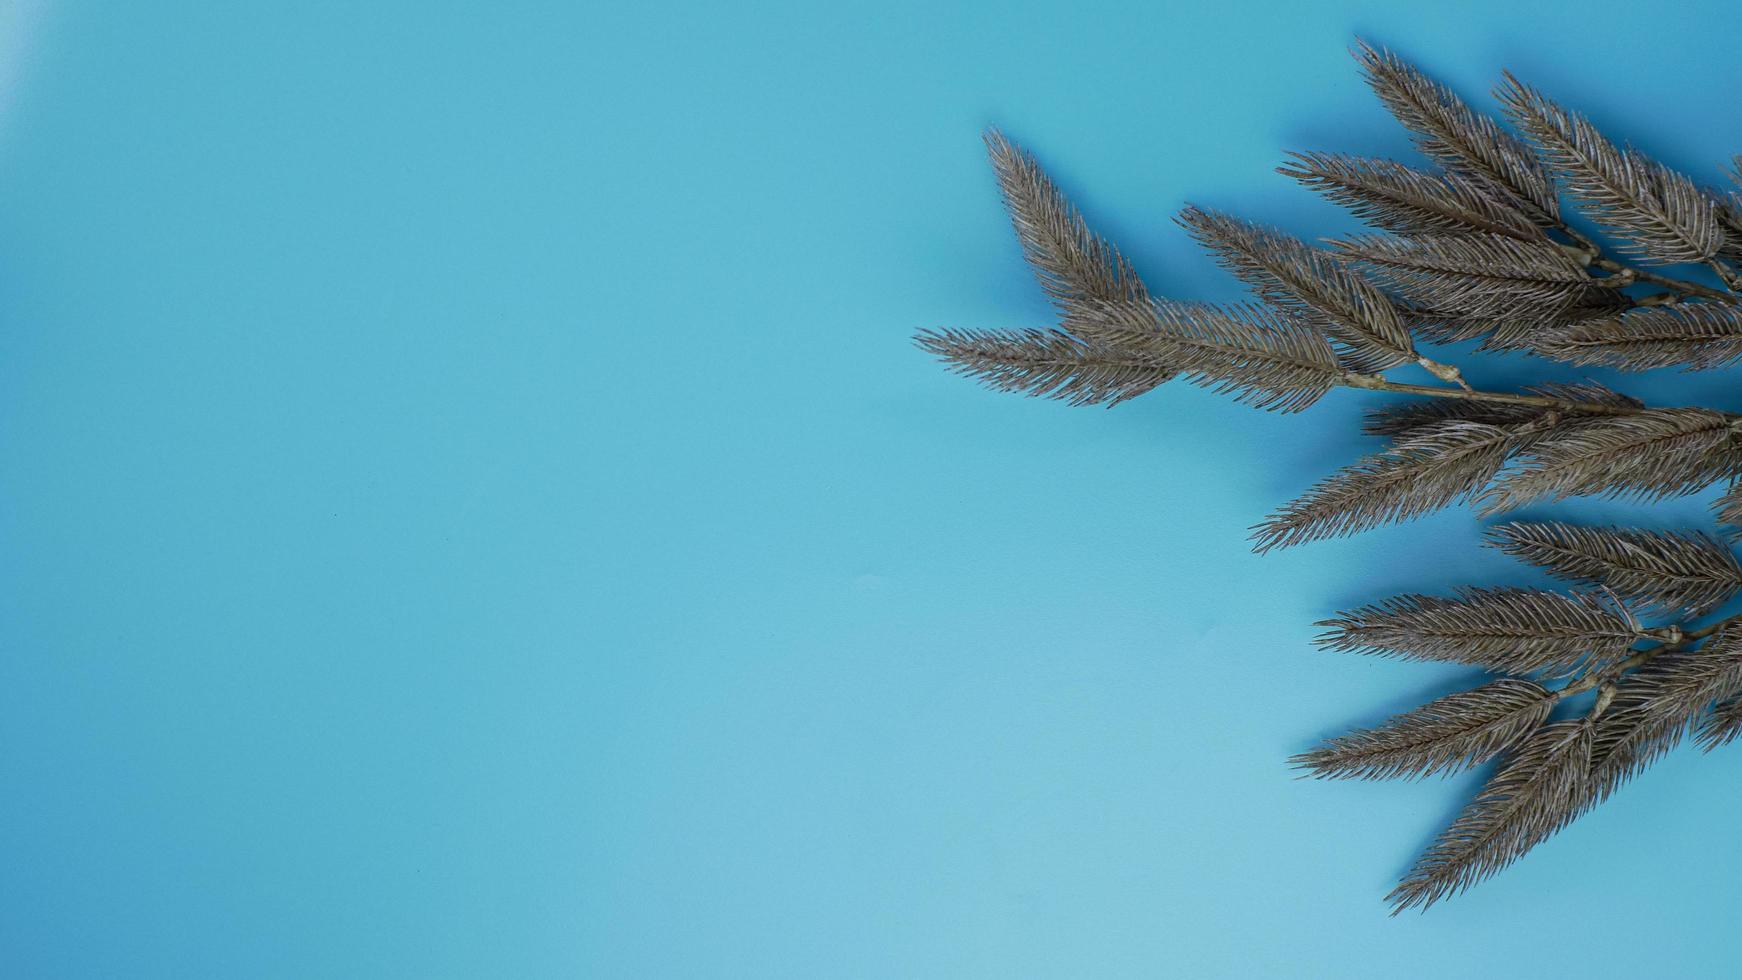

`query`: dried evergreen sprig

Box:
[918,41,1742,911]
[1488,521,1742,617]
[1257,383,1671,547]
[1717,482,1742,537]
[1313,614,1742,912]
[1698,699,1742,748]
[1404,290,1635,351]
[1359,392,1540,437]
[1694,629,1742,749]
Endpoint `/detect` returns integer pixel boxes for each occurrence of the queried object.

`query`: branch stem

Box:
[1340,372,1675,416]
[1591,257,1733,301]
[1559,225,1734,301]
[1555,611,1742,702]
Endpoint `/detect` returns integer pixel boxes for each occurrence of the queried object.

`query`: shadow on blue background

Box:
[3,1,1742,977]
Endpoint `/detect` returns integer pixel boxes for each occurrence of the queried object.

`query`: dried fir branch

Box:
[916,298,1350,413]
[1699,699,1742,748]
[1278,151,1541,240]
[1718,157,1742,263]
[1292,678,1555,780]
[1533,302,1742,372]
[1497,74,1723,265]
[1367,610,1742,904]
[1384,622,1742,903]
[1478,294,1636,353]
[1528,381,1648,411]
[1354,41,1560,223]
[1697,663,1742,751]
[1387,719,1592,913]
[1581,700,1683,810]
[1339,374,1660,418]
[1552,610,1742,701]
[1315,587,1642,676]
[923,40,1742,911]
[1488,521,1742,617]
[1260,382,1662,548]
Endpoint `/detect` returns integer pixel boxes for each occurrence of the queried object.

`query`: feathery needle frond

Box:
[1354,41,1559,223]
[1717,482,1742,538]
[1316,587,1641,676]
[1534,302,1742,372]
[1176,205,1418,373]
[1497,74,1723,264]
[1294,679,1555,780]
[924,42,1742,912]
[1698,699,1742,749]
[1696,633,1742,749]
[1387,720,1591,913]
[1278,151,1541,240]
[983,130,1151,313]
[1331,233,1600,320]
[1406,293,1633,350]
[1361,398,1545,438]
[1068,298,1341,412]
[1482,409,1740,513]
[1488,521,1742,617]
[914,327,1171,406]
[1252,420,1535,551]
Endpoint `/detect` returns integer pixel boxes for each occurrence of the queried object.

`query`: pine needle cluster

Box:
[918,41,1742,912]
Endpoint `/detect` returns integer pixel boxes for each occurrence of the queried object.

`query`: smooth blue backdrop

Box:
[4,1,1741,976]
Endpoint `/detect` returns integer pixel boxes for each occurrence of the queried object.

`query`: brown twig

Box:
[1559,225,1736,302]
[1338,372,1737,419]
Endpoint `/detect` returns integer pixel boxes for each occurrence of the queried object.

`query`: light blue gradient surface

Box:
[4,1,1742,976]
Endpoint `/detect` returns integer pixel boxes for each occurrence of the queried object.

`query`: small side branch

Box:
[1339,372,1685,417]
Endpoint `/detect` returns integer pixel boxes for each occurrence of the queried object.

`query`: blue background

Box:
[4,1,1742,976]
